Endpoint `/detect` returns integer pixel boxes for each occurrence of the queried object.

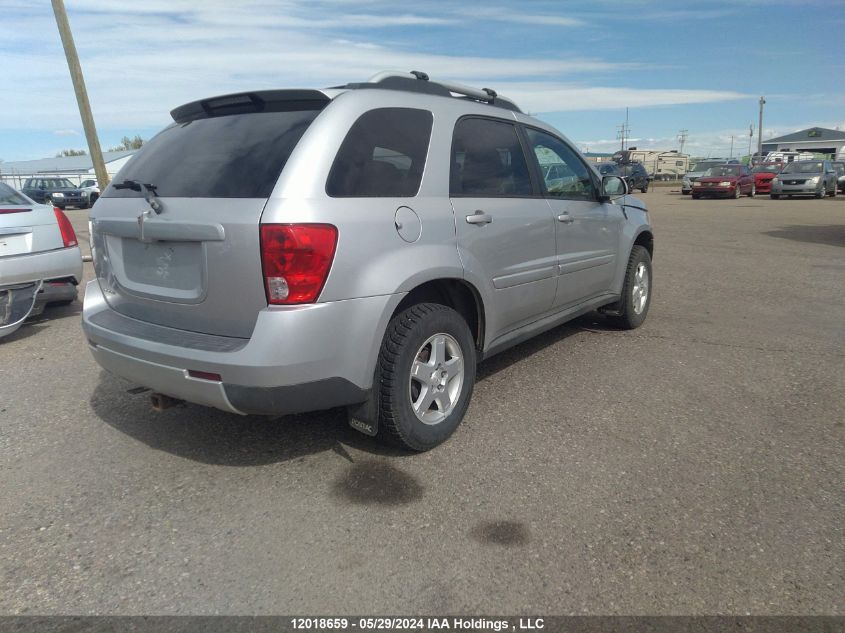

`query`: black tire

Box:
[734,184,742,199]
[377,303,476,451]
[90,193,99,205]
[681,190,690,195]
[748,184,755,198]
[692,194,701,199]
[770,194,780,200]
[640,182,648,193]
[606,246,652,330]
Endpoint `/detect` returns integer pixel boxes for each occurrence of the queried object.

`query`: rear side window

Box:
[326,108,433,197]
[0,183,30,205]
[450,118,532,197]
[104,109,322,199]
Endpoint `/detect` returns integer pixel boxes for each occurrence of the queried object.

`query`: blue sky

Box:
[1,0,843,162]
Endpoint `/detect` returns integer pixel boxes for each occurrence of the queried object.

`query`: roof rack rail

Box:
[334,71,522,113]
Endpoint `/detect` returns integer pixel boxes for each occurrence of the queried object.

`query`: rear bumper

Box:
[0,246,83,288]
[82,280,403,416]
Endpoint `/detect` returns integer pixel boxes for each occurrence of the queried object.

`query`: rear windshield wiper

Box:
[113,179,163,214]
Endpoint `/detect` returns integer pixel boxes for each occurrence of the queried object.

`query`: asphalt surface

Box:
[1,189,843,615]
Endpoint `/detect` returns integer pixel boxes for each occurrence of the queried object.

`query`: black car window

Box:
[525,128,595,200]
[105,108,323,199]
[450,118,532,197]
[327,108,433,198]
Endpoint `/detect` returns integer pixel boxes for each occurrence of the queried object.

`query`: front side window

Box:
[326,108,433,197]
[450,118,532,197]
[525,128,596,200]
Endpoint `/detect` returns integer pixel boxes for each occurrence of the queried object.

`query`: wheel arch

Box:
[633,229,654,261]
[391,277,486,352]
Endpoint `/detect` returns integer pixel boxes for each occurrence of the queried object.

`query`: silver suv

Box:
[82,71,654,451]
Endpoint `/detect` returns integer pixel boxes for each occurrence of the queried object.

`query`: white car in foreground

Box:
[0,183,83,339]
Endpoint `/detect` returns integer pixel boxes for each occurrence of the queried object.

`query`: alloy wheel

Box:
[409,333,464,425]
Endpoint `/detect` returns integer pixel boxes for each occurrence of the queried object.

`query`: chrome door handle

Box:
[557,213,574,224]
[466,211,493,225]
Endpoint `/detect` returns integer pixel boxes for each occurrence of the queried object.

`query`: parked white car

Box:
[79,179,101,207]
[0,183,83,339]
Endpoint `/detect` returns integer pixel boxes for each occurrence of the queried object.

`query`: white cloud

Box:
[452,7,583,27]
[501,83,749,113]
[53,129,80,136]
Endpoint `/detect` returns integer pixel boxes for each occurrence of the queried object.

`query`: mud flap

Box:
[348,371,379,437]
[348,396,378,436]
[0,281,43,339]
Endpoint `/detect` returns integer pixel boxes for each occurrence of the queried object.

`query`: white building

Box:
[761,127,845,160]
[0,150,136,189]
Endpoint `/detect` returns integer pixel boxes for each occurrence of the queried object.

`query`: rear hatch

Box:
[91,90,329,339]
[0,185,65,260]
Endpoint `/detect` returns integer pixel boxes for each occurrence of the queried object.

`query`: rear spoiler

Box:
[171,90,330,124]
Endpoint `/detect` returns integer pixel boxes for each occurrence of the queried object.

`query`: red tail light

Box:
[53,207,78,248]
[260,224,338,305]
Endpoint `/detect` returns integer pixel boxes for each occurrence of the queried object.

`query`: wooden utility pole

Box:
[757,97,766,160]
[51,0,109,189]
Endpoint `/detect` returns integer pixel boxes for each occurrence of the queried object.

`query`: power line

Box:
[677,129,688,155]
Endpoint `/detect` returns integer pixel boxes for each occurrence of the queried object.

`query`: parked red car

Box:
[692,164,755,199]
[752,162,782,194]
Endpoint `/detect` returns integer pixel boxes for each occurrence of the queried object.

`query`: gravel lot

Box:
[1,189,842,615]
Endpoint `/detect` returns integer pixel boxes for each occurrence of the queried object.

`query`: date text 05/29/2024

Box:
[290,617,545,631]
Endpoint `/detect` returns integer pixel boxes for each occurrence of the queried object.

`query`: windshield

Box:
[752,164,782,174]
[703,165,740,177]
[0,183,31,205]
[690,161,722,173]
[781,162,824,174]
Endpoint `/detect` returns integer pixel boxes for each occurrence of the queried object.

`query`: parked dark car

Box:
[692,164,755,198]
[598,163,633,193]
[752,163,782,194]
[21,177,86,209]
[616,161,650,193]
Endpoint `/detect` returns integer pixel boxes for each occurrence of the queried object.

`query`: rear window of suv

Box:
[104,109,322,199]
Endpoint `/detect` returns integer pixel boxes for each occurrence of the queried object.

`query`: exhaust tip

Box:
[150,393,182,411]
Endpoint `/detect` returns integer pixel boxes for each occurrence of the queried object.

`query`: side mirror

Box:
[600,175,627,200]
